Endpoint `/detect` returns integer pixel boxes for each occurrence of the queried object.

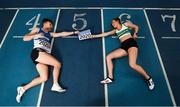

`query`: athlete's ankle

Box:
[53,81,59,85]
[108,77,114,81]
[145,75,151,80]
[22,86,27,91]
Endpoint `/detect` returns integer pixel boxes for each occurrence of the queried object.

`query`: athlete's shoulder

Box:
[50,32,56,37]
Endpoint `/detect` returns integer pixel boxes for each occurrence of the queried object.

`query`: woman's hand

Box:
[133,33,138,39]
[124,21,139,40]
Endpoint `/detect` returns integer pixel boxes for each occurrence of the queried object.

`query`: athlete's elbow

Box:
[135,25,139,30]
[103,32,109,37]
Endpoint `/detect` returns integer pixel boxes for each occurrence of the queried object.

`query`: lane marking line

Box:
[0,9,19,48]
[101,8,109,107]
[144,9,177,106]
[36,9,61,107]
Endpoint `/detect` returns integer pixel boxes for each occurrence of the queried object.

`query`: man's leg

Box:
[36,52,66,92]
[16,63,48,103]
[23,63,48,91]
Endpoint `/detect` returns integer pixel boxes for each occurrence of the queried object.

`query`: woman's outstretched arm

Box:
[91,29,116,38]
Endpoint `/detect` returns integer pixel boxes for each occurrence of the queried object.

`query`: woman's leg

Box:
[128,47,150,79]
[106,48,128,79]
[23,63,48,91]
[35,52,62,84]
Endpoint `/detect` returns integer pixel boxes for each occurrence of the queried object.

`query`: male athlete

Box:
[16,18,79,103]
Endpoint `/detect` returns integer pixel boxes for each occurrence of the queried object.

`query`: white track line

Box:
[2,7,180,10]
[36,9,61,107]
[13,36,23,38]
[60,7,101,9]
[143,9,177,106]
[20,8,59,10]
[0,9,19,48]
[161,37,180,39]
[4,8,59,10]
[112,36,145,39]
[145,8,180,10]
[3,7,99,10]
[103,7,143,10]
[3,8,18,10]
[3,7,142,10]
[101,8,109,107]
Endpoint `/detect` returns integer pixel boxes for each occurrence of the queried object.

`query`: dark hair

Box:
[42,18,53,26]
[112,17,121,23]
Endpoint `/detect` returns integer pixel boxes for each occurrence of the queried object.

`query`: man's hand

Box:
[74,31,79,35]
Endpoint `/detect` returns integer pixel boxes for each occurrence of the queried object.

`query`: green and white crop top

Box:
[116,23,131,39]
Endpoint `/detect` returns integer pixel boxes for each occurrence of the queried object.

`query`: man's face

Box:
[43,21,53,31]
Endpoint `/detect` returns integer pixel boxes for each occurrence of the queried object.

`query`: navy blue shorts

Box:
[31,48,46,65]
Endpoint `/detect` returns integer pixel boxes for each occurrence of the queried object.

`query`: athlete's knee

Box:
[41,77,48,82]
[106,54,113,61]
[129,62,137,69]
[53,62,61,69]
[40,75,48,82]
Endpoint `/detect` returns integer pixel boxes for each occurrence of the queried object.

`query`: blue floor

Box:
[40,9,105,106]
[0,10,16,44]
[146,9,180,105]
[0,8,179,106]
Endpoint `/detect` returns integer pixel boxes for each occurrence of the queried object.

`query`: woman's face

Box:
[111,20,119,29]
